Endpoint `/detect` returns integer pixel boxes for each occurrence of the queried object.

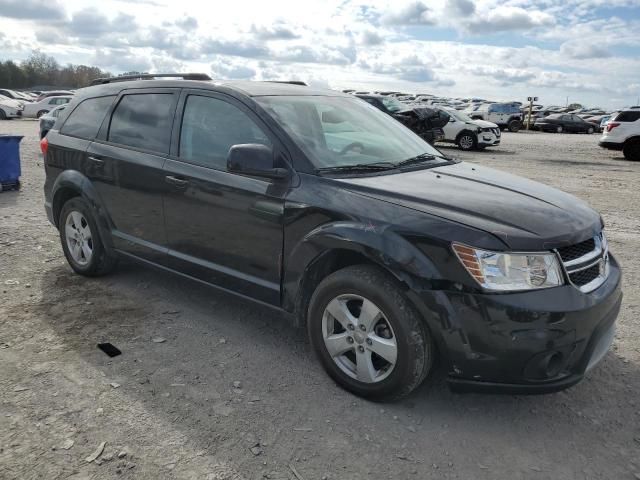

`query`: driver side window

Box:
[179,95,271,170]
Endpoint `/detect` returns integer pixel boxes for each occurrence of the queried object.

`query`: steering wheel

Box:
[339,142,364,155]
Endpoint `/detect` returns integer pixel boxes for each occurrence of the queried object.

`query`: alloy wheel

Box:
[65,211,93,266]
[321,294,397,383]
[459,135,474,150]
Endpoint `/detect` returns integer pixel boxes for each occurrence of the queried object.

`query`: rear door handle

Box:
[88,156,104,166]
[165,175,189,188]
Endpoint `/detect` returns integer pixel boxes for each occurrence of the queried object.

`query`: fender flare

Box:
[51,170,114,248]
[283,221,440,312]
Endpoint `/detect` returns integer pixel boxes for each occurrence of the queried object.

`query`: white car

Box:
[22,95,73,119]
[0,94,24,120]
[599,108,640,161]
[437,108,501,150]
[465,103,523,132]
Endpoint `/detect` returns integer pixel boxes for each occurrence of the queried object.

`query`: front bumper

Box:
[3,109,22,118]
[410,256,622,394]
[478,130,500,147]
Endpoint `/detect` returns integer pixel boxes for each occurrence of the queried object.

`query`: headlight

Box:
[452,243,564,291]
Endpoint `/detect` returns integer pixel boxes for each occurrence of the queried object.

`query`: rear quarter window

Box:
[60,96,115,140]
[614,111,640,122]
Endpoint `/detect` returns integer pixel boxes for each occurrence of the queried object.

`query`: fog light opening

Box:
[545,352,564,378]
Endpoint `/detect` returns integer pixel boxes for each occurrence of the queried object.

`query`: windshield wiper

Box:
[317,162,397,173]
[396,153,450,168]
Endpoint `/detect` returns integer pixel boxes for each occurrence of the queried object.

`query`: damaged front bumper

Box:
[410,255,622,394]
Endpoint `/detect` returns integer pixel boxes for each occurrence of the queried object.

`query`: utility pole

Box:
[526,96,538,130]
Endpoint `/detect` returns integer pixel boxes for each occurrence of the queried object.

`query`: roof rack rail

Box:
[90,73,212,86]
[263,80,308,86]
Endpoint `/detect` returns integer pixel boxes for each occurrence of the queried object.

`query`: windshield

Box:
[380,96,406,113]
[256,95,443,170]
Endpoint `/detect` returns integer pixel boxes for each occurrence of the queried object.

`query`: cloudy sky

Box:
[1,0,639,108]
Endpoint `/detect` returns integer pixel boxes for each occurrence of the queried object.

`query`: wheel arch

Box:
[455,129,477,141]
[283,222,440,327]
[51,170,114,248]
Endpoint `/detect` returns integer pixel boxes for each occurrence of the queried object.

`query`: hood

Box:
[337,162,601,250]
[470,119,498,128]
[0,97,21,108]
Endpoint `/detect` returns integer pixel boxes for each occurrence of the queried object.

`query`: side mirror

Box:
[227,144,288,180]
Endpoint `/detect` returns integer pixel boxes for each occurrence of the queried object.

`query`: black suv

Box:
[43,74,622,400]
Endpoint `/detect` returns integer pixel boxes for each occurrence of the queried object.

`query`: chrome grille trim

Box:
[555,232,610,293]
[562,234,603,268]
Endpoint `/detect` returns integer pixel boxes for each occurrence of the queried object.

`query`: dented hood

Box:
[337,162,602,250]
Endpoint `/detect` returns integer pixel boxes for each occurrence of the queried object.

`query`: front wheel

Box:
[457,133,477,151]
[587,126,594,134]
[0,109,6,120]
[36,110,48,118]
[556,125,563,133]
[59,197,117,276]
[308,265,433,401]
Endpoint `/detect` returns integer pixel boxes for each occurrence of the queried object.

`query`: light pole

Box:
[526,96,538,130]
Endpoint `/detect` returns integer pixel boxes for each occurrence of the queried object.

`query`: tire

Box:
[507,120,521,132]
[556,125,563,133]
[307,264,433,401]
[587,127,594,134]
[457,132,477,151]
[36,110,48,118]
[58,197,117,276]
[623,139,640,161]
[0,109,6,120]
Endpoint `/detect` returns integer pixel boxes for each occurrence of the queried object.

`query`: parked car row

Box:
[0,88,74,119]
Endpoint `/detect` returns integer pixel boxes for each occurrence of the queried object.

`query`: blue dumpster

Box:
[0,135,23,191]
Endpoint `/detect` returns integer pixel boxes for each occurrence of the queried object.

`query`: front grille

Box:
[557,238,596,262]
[556,233,609,293]
[569,263,600,286]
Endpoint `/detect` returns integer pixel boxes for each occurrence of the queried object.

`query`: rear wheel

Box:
[587,126,594,134]
[59,197,117,276]
[623,139,640,161]
[507,119,521,132]
[36,110,48,118]
[556,125,563,133]
[308,265,433,401]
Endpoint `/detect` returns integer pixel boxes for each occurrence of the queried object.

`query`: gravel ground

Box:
[1,120,639,480]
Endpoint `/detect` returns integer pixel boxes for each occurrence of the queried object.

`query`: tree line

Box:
[0,52,112,90]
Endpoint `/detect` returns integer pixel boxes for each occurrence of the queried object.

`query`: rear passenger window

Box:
[615,111,640,122]
[60,96,114,140]
[108,93,175,154]
[179,95,271,170]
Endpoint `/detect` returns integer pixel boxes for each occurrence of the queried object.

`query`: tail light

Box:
[606,122,620,132]
[40,137,49,156]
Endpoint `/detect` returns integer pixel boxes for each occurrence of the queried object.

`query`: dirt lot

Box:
[1,119,639,480]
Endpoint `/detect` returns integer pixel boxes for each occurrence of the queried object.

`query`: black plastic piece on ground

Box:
[98,343,122,357]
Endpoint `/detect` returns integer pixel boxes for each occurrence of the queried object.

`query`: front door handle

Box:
[88,156,104,166]
[165,175,189,188]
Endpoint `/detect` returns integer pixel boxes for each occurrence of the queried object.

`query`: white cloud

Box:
[0,0,638,108]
